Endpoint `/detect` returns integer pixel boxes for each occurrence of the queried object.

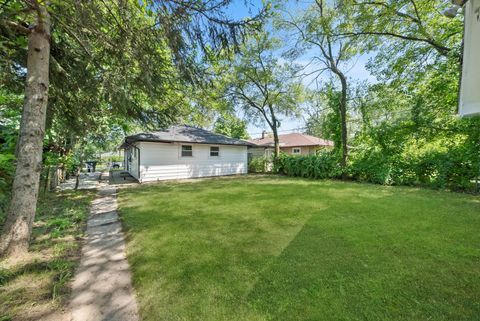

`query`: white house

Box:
[120,125,252,182]
[459,0,480,117]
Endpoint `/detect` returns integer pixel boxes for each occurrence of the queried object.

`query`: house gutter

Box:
[127,139,255,147]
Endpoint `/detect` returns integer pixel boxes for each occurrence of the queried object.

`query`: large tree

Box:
[280,0,355,174]
[342,0,480,189]
[340,0,463,82]
[0,0,265,258]
[213,114,250,139]
[223,33,304,158]
[0,0,51,257]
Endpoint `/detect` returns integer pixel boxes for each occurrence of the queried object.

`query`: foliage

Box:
[277,134,480,192]
[304,86,344,153]
[277,152,342,179]
[118,176,480,321]
[104,155,124,163]
[213,114,249,139]
[279,0,357,170]
[248,156,269,173]
[290,0,478,191]
[0,189,93,320]
[227,32,304,121]
[0,89,21,223]
[349,135,480,191]
[220,31,305,156]
[343,0,463,79]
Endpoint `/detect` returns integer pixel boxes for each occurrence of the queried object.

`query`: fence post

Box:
[50,165,59,191]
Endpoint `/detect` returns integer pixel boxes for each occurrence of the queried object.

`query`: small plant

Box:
[47,218,72,238]
[48,260,75,300]
[0,267,13,287]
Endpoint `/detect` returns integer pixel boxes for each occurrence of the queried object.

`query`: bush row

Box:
[271,148,479,192]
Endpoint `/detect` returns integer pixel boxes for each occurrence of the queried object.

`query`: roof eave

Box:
[125,138,254,147]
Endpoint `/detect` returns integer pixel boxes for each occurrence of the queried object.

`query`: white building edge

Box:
[120,125,253,183]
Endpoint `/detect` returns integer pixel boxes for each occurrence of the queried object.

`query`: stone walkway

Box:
[58,172,101,191]
[70,183,139,321]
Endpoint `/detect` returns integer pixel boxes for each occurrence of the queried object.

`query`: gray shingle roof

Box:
[122,125,253,147]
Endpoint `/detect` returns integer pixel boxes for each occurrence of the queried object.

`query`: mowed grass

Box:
[118,176,480,321]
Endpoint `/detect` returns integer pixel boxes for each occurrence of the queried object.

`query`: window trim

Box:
[181,145,193,157]
[292,147,301,155]
[209,146,220,157]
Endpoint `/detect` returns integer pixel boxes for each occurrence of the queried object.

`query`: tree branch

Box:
[336,31,451,56]
[1,19,30,34]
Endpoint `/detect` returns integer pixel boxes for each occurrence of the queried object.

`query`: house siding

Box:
[135,142,248,182]
[248,145,333,158]
[280,146,333,155]
[125,144,140,180]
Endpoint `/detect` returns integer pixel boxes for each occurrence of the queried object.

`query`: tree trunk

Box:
[50,166,58,191]
[0,5,51,258]
[268,104,281,158]
[330,64,348,179]
[43,165,50,193]
[74,164,82,190]
[75,150,85,190]
[272,126,280,158]
[339,74,348,178]
[58,163,65,182]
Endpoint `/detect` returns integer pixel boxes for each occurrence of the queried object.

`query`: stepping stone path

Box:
[70,183,139,321]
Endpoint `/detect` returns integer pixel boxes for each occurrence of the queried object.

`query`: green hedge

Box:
[276,152,342,179]
[276,148,479,192]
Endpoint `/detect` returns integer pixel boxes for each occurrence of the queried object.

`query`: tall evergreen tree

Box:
[0,0,266,258]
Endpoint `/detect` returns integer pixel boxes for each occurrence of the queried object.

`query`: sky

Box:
[245,54,376,138]
[225,0,377,138]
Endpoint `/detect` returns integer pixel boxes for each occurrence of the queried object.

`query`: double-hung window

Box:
[181,145,193,157]
[292,148,301,155]
[210,146,220,157]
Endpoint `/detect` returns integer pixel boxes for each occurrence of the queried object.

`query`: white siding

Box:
[137,142,247,182]
[125,144,140,180]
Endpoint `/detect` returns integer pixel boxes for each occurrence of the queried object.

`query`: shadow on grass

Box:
[118,176,480,321]
[246,190,480,321]
[0,189,94,321]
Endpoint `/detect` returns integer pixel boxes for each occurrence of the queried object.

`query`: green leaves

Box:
[277,152,342,179]
[213,114,250,139]
[223,31,304,128]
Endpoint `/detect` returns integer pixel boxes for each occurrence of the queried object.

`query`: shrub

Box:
[248,156,269,173]
[348,148,394,185]
[277,152,342,179]
[275,144,479,193]
[349,143,479,191]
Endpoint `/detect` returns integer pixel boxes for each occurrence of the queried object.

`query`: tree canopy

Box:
[0,0,267,257]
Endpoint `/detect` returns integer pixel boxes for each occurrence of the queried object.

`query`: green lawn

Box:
[0,189,94,321]
[118,176,480,321]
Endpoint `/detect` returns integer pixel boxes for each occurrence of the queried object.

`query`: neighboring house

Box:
[248,132,334,158]
[120,125,252,182]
